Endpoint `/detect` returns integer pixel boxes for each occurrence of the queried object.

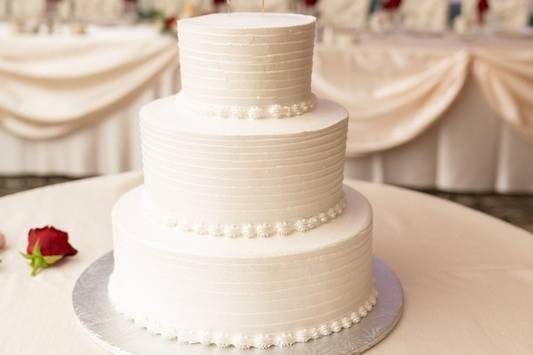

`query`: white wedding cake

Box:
[108,12,377,349]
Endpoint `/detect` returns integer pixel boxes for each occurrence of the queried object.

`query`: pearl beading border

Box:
[110,286,377,350]
[181,94,317,120]
[156,195,346,239]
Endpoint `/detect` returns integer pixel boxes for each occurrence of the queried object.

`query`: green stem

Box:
[31,256,47,276]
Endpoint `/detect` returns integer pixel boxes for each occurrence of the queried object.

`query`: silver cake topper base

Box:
[73,253,403,355]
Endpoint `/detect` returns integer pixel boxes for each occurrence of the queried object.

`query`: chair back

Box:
[318,0,372,29]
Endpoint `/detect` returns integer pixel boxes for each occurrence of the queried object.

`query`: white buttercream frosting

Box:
[109,185,376,349]
[180,94,317,120]
[177,13,317,119]
[141,95,349,229]
[150,193,346,238]
[109,11,377,350]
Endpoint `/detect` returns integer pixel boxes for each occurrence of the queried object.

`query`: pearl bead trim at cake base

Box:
[180,94,317,120]
[109,287,378,350]
[155,195,347,239]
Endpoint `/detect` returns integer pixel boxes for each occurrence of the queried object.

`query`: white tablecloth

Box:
[0,24,179,176]
[314,34,533,192]
[0,173,532,354]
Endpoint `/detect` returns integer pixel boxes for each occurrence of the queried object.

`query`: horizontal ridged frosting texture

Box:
[109,185,375,349]
[141,96,348,231]
[177,13,317,119]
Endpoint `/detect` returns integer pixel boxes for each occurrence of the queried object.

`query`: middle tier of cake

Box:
[141,95,349,238]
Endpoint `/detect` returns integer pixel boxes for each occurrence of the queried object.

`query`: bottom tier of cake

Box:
[108,185,377,349]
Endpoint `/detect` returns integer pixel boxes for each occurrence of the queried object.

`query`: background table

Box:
[0,173,532,354]
[0,24,179,176]
[315,32,533,193]
[2,28,533,193]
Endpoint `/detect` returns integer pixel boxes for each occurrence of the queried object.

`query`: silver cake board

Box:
[73,253,403,355]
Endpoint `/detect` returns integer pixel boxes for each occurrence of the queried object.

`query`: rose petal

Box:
[27,226,77,257]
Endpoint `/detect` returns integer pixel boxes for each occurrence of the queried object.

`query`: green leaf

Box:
[20,240,51,276]
[43,255,63,265]
[33,240,42,257]
[19,252,33,260]
[31,256,47,277]
[20,239,68,276]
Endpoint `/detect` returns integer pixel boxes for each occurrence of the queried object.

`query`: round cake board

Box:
[73,252,403,355]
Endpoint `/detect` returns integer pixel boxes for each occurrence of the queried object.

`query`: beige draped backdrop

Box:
[0,28,178,140]
[473,48,533,141]
[1,28,532,190]
[313,35,533,157]
[314,45,469,155]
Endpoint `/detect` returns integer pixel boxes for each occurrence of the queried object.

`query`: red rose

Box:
[165,16,177,30]
[0,231,5,250]
[27,226,77,256]
[477,0,489,24]
[21,226,77,276]
[383,0,401,11]
[0,231,5,264]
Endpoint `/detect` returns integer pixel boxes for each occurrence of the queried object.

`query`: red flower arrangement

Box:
[165,16,177,30]
[477,0,489,24]
[20,226,77,276]
[0,231,5,263]
[383,0,401,11]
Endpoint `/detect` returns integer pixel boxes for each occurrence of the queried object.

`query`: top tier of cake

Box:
[177,13,316,119]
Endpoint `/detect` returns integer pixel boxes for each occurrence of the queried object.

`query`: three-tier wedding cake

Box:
[108,12,377,349]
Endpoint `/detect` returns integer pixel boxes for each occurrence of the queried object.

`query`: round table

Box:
[0,173,532,354]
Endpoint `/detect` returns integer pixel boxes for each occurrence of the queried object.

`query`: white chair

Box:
[487,0,529,30]
[318,0,372,29]
[0,0,7,18]
[139,0,180,16]
[400,0,449,31]
[179,0,214,18]
[453,0,481,33]
[188,0,214,13]
[11,0,45,19]
[228,0,292,12]
[70,0,125,21]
